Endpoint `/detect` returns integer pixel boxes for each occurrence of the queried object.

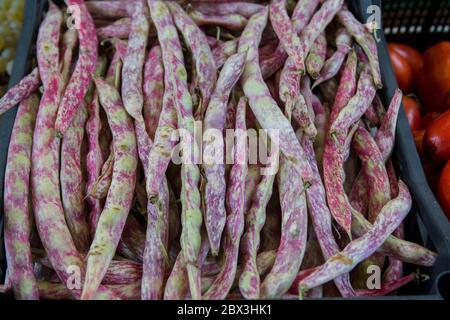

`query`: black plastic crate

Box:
[0,0,449,300]
[382,0,450,50]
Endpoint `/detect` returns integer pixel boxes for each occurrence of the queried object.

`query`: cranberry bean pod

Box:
[81,78,138,300]
[306,32,327,79]
[56,0,98,136]
[60,104,90,253]
[37,1,62,88]
[238,7,313,184]
[4,94,40,300]
[167,1,217,120]
[0,68,40,117]
[298,181,411,293]
[203,52,246,255]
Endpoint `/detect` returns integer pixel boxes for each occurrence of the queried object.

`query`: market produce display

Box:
[0,0,439,300]
[0,0,25,96]
[388,41,450,220]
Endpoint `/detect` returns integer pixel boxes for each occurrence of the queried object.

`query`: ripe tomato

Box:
[422,112,441,129]
[388,47,414,93]
[418,41,450,112]
[437,160,450,220]
[403,96,422,130]
[424,109,450,163]
[388,43,423,84]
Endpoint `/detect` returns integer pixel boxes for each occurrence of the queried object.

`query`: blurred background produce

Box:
[0,0,25,97]
[383,0,450,220]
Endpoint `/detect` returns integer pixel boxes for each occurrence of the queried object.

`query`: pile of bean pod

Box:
[0,0,438,300]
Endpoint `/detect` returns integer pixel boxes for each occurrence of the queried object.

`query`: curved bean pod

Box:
[203,97,248,300]
[270,0,305,72]
[97,18,132,40]
[36,1,62,88]
[31,74,84,298]
[238,7,313,184]
[337,8,382,89]
[306,32,327,79]
[0,68,40,117]
[56,0,98,136]
[203,52,247,255]
[298,181,411,293]
[4,94,39,300]
[313,28,352,89]
[60,105,90,253]
[121,0,149,122]
[167,1,217,120]
[82,77,138,300]
[143,45,164,141]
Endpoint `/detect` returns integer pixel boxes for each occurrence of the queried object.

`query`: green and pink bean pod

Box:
[0,0,437,300]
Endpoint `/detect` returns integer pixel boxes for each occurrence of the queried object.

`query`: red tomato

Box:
[422,112,441,129]
[418,41,450,112]
[388,47,414,93]
[437,160,450,220]
[388,43,423,84]
[403,96,422,130]
[424,109,450,163]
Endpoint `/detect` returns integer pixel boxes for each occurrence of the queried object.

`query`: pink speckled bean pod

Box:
[31,74,85,298]
[203,52,246,255]
[277,0,320,135]
[190,2,263,18]
[351,127,391,287]
[136,63,171,300]
[56,0,98,136]
[151,0,203,300]
[354,127,390,222]
[97,18,132,40]
[348,90,402,221]
[85,0,133,19]
[238,7,313,185]
[122,0,149,122]
[60,29,78,86]
[337,8,382,89]
[239,151,278,300]
[312,28,352,89]
[36,1,62,88]
[164,239,210,300]
[212,39,238,69]
[189,9,248,31]
[167,1,217,120]
[81,77,138,300]
[298,181,412,293]
[260,155,308,297]
[357,272,416,297]
[87,151,113,199]
[306,32,327,79]
[0,68,40,116]
[4,94,39,300]
[38,282,140,300]
[351,209,436,266]
[260,46,288,80]
[322,51,358,238]
[300,136,355,297]
[203,97,248,300]
[145,0,181,203]
[311,96,329,173]
[86,59,109,236]
[143,45,164,141]
[203,250,277,294]
[60,104,90,253]
[270,0,305,73]
[102,260,142,285]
